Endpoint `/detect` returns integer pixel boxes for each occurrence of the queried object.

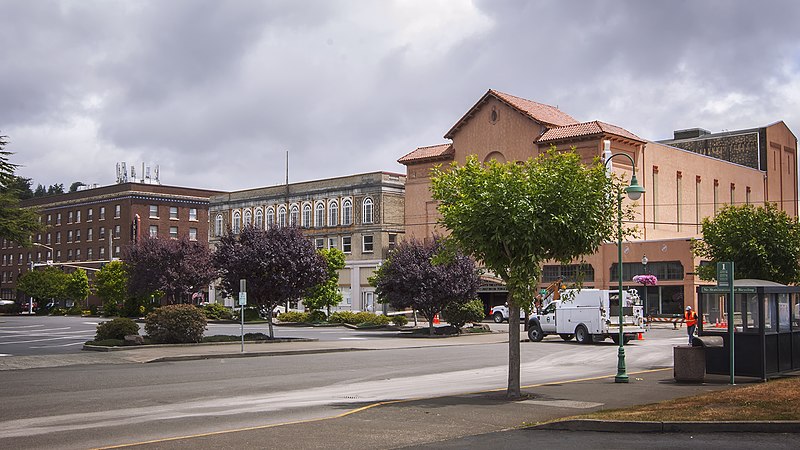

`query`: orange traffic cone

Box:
[433,314,440,325]
[637,332,644,340]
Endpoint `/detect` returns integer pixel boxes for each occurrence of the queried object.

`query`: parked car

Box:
[489,303,526,323]
[0,300,15,306]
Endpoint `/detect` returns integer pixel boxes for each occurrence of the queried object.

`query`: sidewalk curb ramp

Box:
[531,419,800,433]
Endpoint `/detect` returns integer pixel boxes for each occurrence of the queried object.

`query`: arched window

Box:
[255,208,263,229]
[215,214,223,236]
[290,205,299,227]
[302,204,312,228]
[342,198,353,225]
[328,200,339,226]
[232,211,241,234]
[362,197,374,224]
[243,210,252,228]
[267,207,275,228]
[278,205,287,227]
[315,202,325,227]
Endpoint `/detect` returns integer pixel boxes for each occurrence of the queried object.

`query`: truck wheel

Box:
[493,312,504,323]
[528,324,544,342]
[575,325,593,344]
[611,335,633,345]
[559,334,574,341]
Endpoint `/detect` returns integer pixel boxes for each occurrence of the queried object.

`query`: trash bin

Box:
[673,345,705,382]
[692,335,726,376]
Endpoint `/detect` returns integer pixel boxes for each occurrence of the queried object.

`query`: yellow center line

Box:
[93,367,671,449]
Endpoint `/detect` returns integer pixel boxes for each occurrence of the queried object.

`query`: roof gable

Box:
[537,120,644,144]
[444,89,578,139]
[398,143,454,165]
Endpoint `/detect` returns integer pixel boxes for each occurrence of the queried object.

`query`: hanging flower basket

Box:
[632,274,658,286]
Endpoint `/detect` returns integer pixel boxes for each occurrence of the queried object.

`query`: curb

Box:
[82,337,318,352]
[530,419,800,433]
[143,347,368,363]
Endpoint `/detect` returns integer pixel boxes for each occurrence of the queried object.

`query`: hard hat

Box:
[685,306,692,310]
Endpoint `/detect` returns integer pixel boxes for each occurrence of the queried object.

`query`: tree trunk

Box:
[267,307,275,339]
[507,303,522,399]
[413,310,418,327]
[428,312,434,336]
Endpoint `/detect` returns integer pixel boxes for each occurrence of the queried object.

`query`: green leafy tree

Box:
[46,184,64,195]
[69,181,86,193]
[431,150,619,398]
[64,268,90,309]
[0,134,42,246]
[692,203,800,284]
[371,236,479,336]
[33,184,47,197]
[303,248,346,317]
[95,261,128,316]
[16,266,68,306]
[443,298,485,330]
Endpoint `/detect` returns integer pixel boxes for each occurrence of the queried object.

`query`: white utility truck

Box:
[527,289,646,344]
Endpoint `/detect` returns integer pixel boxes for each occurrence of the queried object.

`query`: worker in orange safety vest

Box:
[684,305,698,344]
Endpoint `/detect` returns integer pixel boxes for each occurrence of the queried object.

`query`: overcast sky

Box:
[3,0,800,192]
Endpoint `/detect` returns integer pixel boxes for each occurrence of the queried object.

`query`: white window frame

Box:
[149,225,158,238]
[278,206,287,227]
[302,204,312,228]
[342,198,353,226]
[255,208,264,229]
[362,197,374,224]
[244,209,252,228]
[267,207,275,228]
[315,202,325,227]
[328,200,339,227]
[342,236,352,253]
[290,205,299,227]
[362,234,374,253]
[189,227,198,241]
[149,205,159,218]
[170,206,179,220]
[189,208,198,221]
[232,211,241,234]
[169,226,178,239]
[215,214,224,236]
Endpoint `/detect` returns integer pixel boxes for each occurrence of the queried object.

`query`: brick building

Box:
[208,171,405,312]
[399,89,798,316]
[1,182,220,306]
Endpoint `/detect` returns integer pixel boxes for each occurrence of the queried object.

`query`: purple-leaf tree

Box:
[213,226,327,338]
[371,237,479,336]
[125,236,217,304]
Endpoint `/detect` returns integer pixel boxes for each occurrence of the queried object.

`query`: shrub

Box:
[233,307,263,322]
[328,311,358,324]
[50,307,68,316]
[89,305,99,316]
[307,310,327,323]
[392,315,408,326]
[96,317,140,341]
[145,304,206,344]
[88,338,125,347]
[443,299,486,330]
[67,303,83,316]
[279,311,310,323]
[202,303,233,321]
[357,314,391,327]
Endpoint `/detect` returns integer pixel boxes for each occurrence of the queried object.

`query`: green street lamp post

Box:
[603,140,645,384]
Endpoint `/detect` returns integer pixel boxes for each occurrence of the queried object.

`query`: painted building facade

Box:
[208,171,405,312]
[399,89,798,317]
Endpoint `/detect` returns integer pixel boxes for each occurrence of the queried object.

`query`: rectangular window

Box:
[87,208,93,222]
[99,207,105,220]
[99,246,105,258]
[68,211,73,224]
[68,231,73,243]
[746,186,751,205]
[149,225,158,238]
[695,176,701,233]
[114,225,121,239]
[315,238,325,250]
[189,208,197,221]
[67,249,73,260]
[46,233,51,245]
[170,206,178,220]
[56,250,61,262]
[149,205,159,218]
[388,233,397,250]
[652,167,659,229]
[328,237,337,249]
[114,246,120,257]
[75,210,81,223]
[57,213,62,225]
[676,172,682,232]
[87,228,93,241]
[87,248,93,260]
[362,235,374,253]
[99,227,105,239]
[730,183,735,206]
[75,249,81,261]
[169,226,178,239]
[56,232,61,244]
[75,230,81,242]
[189,227,197,241]
[114,204,121,218]
[713,179,719,214]
[47,214,52,225]
[342,236,352,253]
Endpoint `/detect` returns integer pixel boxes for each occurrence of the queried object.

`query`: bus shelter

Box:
[697,280,800,380]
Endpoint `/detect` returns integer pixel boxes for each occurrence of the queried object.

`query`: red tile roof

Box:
[444,89,578,139]
[537,120,644,143]
[397,143,454,164]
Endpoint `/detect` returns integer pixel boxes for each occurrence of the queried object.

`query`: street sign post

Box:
[239,279,247,352]
[716,261,735,385]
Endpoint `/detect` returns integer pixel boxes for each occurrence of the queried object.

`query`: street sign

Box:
[238,292,247,306]
[700,286,755,294]
[717,262,731,287]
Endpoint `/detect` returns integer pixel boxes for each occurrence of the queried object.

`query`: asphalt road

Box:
[0,328,685,449]
[0,316,401,356]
